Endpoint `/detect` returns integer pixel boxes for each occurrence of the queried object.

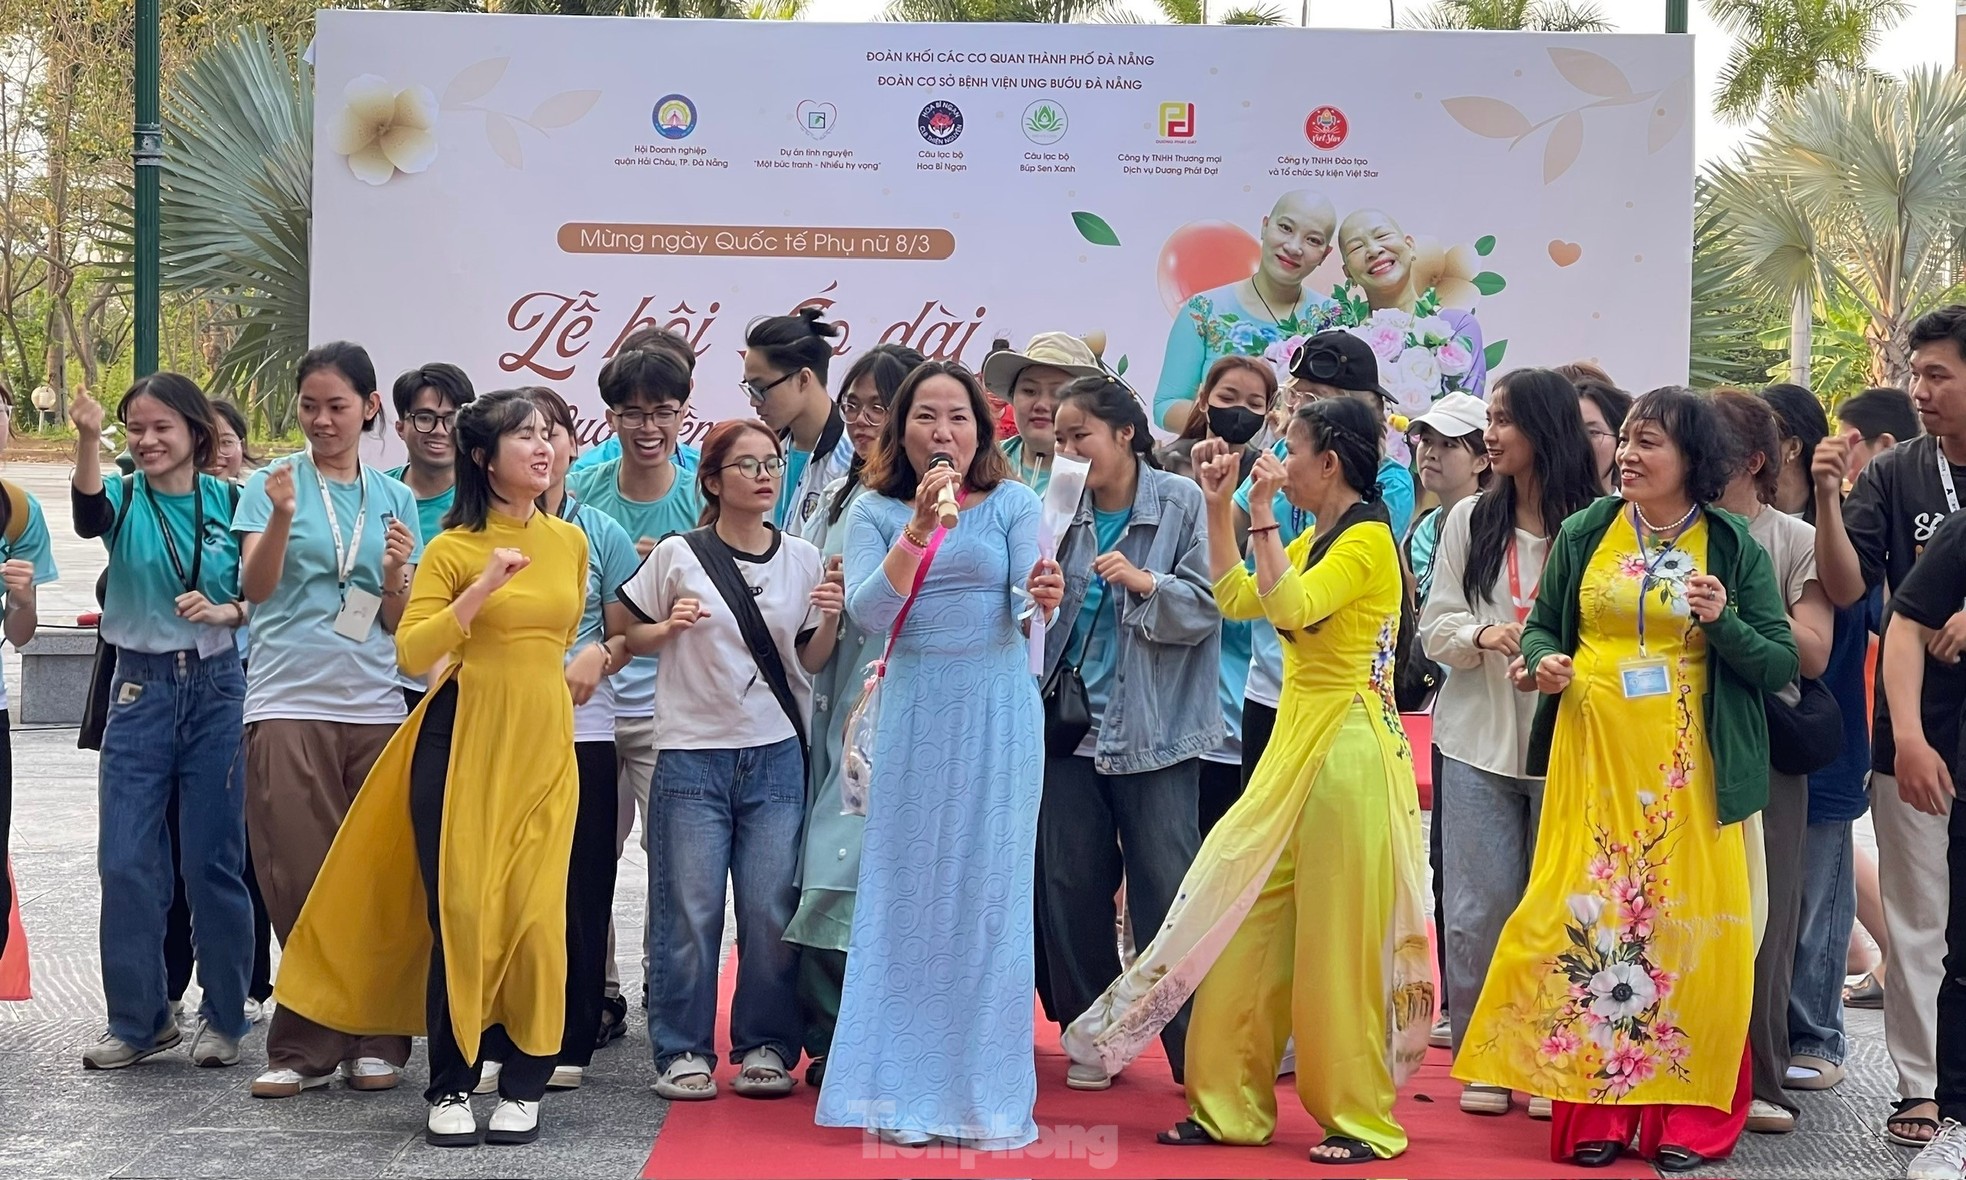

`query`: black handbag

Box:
[1764,677,1843,776]
[1041,588,1108,758]
[78,479,134,752]
[1393,516,1442,713]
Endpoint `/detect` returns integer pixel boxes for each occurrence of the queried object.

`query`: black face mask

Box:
[1207,405,1265,446]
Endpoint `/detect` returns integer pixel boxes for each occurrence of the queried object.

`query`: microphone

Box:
[928,452,960,530]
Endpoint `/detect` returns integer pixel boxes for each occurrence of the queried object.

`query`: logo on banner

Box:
[1305,105,1348,150]
[1158,102,1196,139]
[653,94,698,140]
[1022,99,1068,145]
[797,100,837,140]
[918,100,964,145]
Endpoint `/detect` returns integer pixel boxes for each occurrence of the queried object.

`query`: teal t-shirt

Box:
[233,456,425,725]
[565,497,642,742]
[98,473,243,656]
[382,465,455,547]
[566,457,704,718]
[570,437,700,474]
[1235,448,1414,708]
[0,493,59,712]
[1067,506,1131,746]
[1002,436,1052,496]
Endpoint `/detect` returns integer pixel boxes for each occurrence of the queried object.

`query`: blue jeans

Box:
[1788,818,1856,1065]
[97,649,250,1046]
[648,738,805,1072]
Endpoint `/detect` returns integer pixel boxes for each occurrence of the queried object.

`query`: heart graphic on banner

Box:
[1548,240,1583,267]
[797,100,838,139]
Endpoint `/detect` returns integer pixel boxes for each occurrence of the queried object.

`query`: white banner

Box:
[311,10,1694,458]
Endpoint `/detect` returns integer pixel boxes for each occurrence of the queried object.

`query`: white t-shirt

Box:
[618,528,825,750]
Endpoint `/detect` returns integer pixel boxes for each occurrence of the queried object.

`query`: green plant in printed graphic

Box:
[1026,102,1065,139]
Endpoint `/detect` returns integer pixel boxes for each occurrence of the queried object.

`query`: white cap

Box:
[1408,392,1487,439]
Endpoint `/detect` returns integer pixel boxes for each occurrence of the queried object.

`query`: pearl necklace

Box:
[1632,502,1698,537]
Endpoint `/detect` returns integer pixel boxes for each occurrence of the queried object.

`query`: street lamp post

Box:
[1666,0,1687,33]
[134,0,161,380]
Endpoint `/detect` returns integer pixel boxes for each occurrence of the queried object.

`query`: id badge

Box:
[333,586,383,641]
[1619,657,1671,700]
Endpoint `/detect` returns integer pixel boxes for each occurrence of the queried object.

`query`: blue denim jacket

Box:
[1041,465,1224,775]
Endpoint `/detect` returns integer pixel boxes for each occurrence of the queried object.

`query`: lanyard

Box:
[1631,504,1698,657]
[144,478,205,595]
[1940,443,1961,514]
[557,490,580,522]
[310,456,369,600]
[1506,536,1541,623]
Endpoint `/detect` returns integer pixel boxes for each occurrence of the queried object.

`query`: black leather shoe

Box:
[1573,1141,1623,1168]
[1657,1145,1707,1172]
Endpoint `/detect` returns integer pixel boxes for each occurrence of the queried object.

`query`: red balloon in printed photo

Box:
[1156,220,1261,315]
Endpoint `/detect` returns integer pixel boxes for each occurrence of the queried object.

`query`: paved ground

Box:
[0,461,1929,1178]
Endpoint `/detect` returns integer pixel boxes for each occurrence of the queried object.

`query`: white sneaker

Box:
[1277,1041,1296,1077]
[1908,1120,1966,1180]
[81,1026,183,1070]
[487,1097,541,1145]
[251,1068,332,1099]
[242,998,272,1024]
[189,1022,240,1068]
[1527,1096,1553,1121]
[342,1057,399,1092]
[1065,1063,1111,1091]
[1429,1014,1453,1050]
[473,1059,503,1096]
[547,1064,583,1090]
[425,1093,480,1148]
[1746,1098,1797,1134]
[1460,1083,1512,1115]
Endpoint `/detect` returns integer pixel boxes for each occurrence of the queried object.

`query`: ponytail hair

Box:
[1058,375,1160,470]
[744,306,842,385]
[444,389,545,532]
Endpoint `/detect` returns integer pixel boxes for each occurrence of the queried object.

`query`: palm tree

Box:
[1708,0,1910,122]
[156,25,311,412]
[1402,0,1611,31]
[1705,67,1966,390]
[884,0,1113,20]
[1133,0,1287,24]
[1690,179,1781,389]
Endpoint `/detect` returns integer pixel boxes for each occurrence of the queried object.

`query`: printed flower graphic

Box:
[329,75,439,186]
[1587,963,1658,1023]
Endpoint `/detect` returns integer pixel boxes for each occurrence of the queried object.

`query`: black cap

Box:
[1290,330,1393,401]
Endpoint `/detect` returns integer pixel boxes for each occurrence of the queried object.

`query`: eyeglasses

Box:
[612,405,682,430]
[407,410,455,435]
[1585,428,1616,443]
[840,396,888,425]
[719,456,787,480]
[740,371,799,405]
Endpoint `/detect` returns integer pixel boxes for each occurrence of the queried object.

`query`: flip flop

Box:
[1887,1098,1940,1147]
[1156,1119,1220,1146]
[1844,971,1884,1009]
[1783,1054,1845,1091]
[1308,1136,1380,1165]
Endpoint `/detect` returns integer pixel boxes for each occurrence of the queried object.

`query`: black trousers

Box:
[1037,755,1200,1079]
[797,945,847,1062]
[1240,698,1277,787]
[1197,758,1243,838]
[0,716,12,961]
[164,781,273,1005]
[1429,743,1447,1006]
[410,681,554,1103]
[1749,771,1809,1113]
[1935,799,1966,1122]
[558,740,619,1068]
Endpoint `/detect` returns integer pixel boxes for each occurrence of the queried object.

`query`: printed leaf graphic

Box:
[1648,75,1691,154]
[1543,111,1583,184]
[1484,339,1508,370]
[1025,103,1064,135]
[1473,271,1507,297]
[1441,96,1532,140]
[1548,47,1631,98]
[1072,211,1120,247]
[484,112,523,169]
[1114,354,1129,377]
[1475,235,1496,256]
[442,57,509,108]
[528,90,602,129]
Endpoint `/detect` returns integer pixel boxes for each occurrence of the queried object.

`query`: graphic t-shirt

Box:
[618,528,824,750]
[1839,434,1966,771]
[568,457,704,719]
[1880,508,1966,778]
[234,456,425,724]
[95,473,243,657]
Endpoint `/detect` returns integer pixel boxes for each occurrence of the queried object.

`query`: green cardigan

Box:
[1521,497,1799,825]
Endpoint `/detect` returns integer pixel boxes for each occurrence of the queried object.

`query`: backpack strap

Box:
[0,480,27,547]
[681,528,809,767]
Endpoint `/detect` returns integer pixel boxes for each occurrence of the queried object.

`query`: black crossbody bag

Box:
[78,478,136,751]
[682,529,809,770]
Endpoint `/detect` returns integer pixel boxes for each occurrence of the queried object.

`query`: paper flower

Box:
[329,75,439,186]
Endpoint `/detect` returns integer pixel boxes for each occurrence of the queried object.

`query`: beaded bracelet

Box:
[897,529,929,557]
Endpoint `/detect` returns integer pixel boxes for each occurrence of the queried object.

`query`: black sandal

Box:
[1572,1141,1623,1168]
[1156,1119,1219,1146]
[1656,1144,1706,1172]
[1308,1136,1378,1165]
[1888,1098,1942,1147]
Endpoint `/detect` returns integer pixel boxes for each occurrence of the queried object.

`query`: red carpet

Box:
[641,959,1652,1180]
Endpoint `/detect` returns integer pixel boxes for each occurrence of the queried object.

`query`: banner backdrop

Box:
[310,10,1694,458]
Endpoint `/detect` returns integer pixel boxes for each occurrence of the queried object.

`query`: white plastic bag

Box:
[840,658,886,816]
